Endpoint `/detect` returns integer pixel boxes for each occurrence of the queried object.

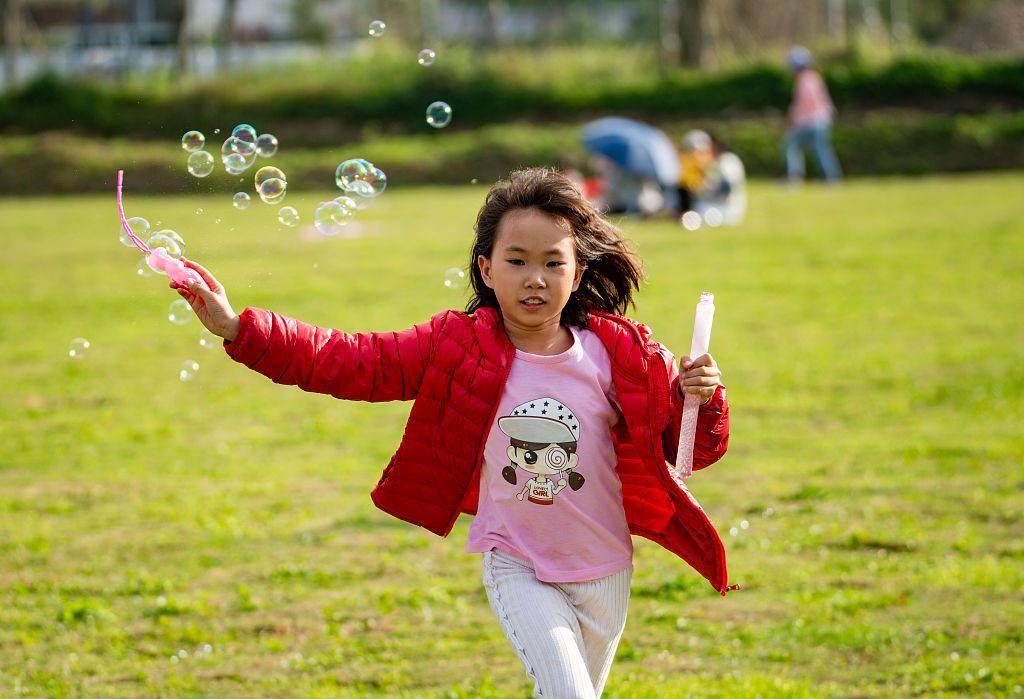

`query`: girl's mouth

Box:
[520,299,545,311]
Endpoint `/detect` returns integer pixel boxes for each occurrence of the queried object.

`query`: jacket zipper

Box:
[444,343,516,536]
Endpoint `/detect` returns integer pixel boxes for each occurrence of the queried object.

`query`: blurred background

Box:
[1,0,1023,190]
[1,1,1022,697]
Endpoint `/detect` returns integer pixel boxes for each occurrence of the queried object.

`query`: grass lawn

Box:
[1,172,1021,697]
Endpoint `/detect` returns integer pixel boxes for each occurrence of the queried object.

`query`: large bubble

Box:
[119,216,150,248]
[255,166,287,204]
[258,178,287,205]
[187,150,215,177]
[181,131,205,152]
[231,123,257,144]
[314,200,352,237]
[255,134,278,157]
[335,159,386,197]
[147,231,183,259]
[255,166,286,188]
[426,101,452,129]
[368,20,386,37]
[222,137,256,174]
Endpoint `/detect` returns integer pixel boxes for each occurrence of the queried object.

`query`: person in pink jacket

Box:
[168,167,733,698]
[783,45,843,183]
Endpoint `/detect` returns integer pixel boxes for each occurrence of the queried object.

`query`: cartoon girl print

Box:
[497,396,586,505]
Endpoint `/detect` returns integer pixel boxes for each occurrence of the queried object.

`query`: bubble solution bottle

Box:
[673,291,715,479]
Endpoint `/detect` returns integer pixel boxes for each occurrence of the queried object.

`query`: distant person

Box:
[675,129,714,214]
[696,136,747,226]
[782,46,842,183]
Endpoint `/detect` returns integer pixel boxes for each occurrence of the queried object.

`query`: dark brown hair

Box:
[465,167,646,328]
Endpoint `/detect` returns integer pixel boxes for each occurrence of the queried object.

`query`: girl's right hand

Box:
[169,257,240,341]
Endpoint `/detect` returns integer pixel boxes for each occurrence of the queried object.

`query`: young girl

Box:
[170,167,736,698]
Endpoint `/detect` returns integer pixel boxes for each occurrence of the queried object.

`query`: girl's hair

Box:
[466,167,646,328]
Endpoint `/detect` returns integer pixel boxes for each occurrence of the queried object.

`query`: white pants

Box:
[481,549,633,698]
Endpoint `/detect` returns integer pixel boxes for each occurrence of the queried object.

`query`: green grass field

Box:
[1,173,1022,697]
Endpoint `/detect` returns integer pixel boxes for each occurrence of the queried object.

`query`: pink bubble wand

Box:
[116,169,209,290]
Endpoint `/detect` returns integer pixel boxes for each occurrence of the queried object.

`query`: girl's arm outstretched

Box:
[171,257,440,402]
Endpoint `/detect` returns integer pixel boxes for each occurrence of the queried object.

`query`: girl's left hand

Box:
[679,353,722,405]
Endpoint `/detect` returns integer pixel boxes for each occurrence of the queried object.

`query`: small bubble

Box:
[368,19,386,37]
[680,210,702,230]
[68,337,91,359]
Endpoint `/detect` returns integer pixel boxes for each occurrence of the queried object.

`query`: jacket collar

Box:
[471,305,652,380]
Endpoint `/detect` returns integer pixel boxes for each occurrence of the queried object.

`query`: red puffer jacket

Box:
[224,304,740,596]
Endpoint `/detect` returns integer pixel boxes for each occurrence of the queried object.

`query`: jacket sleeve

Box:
[657,344,730,471]
[222,306,444,402]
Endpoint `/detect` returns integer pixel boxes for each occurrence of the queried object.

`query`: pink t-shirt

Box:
[465,324,634,582]
[790,69,835,126]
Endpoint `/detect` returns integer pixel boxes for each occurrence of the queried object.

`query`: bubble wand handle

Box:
[116,170,208,290]
[672,292,715,479]
[116,170,151,254]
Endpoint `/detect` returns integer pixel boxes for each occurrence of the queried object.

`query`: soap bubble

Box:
[417,49,436,66]
[179,359,200,382]
[181,131,205,152]
[335,159,371,192]
[165,230,186,249]
[702,207,723,228]
[231,123,257,144]
[68,337,90,359]
[222,137,256,174]
[255,133,278,157]
[187,150,215,177]
[368,20,386,37]
[137,258,155,277]
[363,166,387,197]
[195,207,204,216]
[147,232,182,259]
[232,192,251,210]
[314,200,352,237]
[443,267,466,289]
[680,210,702,231]
[426,101,452,129]
[258,178,287,205]
[198,328,219,350]
[255,166,286,188]
[225,135,256,158]
[168,299,192,325]
[119,216,150,248]
[278,206,299,227]
[335,159,386,197]
[333,195,357,213]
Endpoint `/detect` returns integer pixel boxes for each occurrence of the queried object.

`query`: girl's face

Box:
[477,208,585,329]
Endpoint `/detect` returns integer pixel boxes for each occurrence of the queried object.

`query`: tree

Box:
[3,0,24,89]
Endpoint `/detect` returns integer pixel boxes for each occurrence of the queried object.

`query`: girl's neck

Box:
[503,316,574,356]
